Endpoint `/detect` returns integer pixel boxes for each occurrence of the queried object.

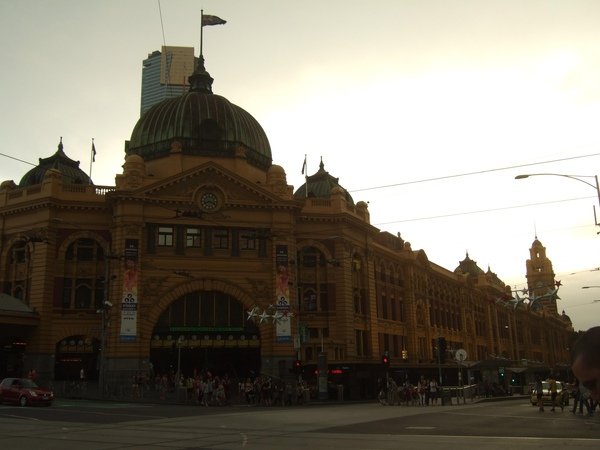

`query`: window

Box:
[158,226,174,247]
[65,238,103,261]
[61,277,104,310]
[239,232,256,250]
[74,283,92,309]
[186,228,201,247]
[300,246,327,267]
[11,242,27,263]
[61,238,106,310]
[319,284,329,311]
[356,330,368,356]
[303,288,317,311]
[212,228,229,249]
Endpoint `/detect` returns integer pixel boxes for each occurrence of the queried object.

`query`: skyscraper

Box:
[140,46,197,115]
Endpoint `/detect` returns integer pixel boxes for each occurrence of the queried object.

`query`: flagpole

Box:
[200,10,204,57]
[304,154,308,198]
[89,138,95,183]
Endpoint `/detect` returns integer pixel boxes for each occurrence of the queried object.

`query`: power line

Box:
[0,152,35,166]
[349,152,600,193]
[375,196,593,225]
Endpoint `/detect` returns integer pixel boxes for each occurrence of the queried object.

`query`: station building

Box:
[0,55,574,399]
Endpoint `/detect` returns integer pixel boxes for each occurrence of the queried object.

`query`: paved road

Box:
[0,398,598,449]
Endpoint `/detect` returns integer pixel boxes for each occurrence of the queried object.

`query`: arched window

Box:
[62,238,105,310]
[297,247,330,312]
[6,240,31,303]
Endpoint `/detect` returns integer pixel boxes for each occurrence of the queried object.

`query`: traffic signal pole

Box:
[437,342,442,385]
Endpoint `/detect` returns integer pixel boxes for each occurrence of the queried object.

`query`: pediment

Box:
[132,163,283,208]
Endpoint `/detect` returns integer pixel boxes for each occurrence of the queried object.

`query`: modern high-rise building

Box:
[140,46,197,115]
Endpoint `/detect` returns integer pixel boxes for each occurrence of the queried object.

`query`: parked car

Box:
[529,380,569,407]
[0,377,54,406]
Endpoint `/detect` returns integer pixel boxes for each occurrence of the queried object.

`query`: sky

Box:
[1,0,600,331]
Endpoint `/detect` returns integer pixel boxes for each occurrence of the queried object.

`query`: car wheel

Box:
[19,396,28,407]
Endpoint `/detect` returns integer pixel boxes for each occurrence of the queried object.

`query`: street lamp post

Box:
[515,173,600,229]
[98,252,122,398]
[98,300,111,397]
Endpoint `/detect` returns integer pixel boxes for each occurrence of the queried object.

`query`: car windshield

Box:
[19,379,38,388]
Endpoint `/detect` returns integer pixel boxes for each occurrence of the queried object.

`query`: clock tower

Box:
[526,236,559,315]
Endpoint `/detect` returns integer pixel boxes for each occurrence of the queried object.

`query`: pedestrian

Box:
[571,326,600,403]
[548,374,558,411]
[534,376,544,412]
[429,378,439,405]
[577,382,592,416]
[418,376,427,406]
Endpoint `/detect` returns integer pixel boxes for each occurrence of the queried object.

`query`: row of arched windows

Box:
[3,236,108,310]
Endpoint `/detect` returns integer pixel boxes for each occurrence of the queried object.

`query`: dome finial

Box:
[188,55,214,94]
[57,137,64,154]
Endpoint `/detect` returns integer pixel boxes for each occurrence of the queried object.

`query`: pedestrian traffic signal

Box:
[437,337,447,363]
[382,351,390,368]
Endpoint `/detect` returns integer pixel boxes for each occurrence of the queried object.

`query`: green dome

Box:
[454,252,484,276]
[126,57,271,170]
[294,159,354,204]
[19,139,91,187]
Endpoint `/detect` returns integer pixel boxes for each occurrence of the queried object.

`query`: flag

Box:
[92,140,96,162]
[301,155,307,175]
[202,15,226,26]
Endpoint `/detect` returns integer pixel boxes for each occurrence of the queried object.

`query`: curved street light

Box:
[515,173,600,229]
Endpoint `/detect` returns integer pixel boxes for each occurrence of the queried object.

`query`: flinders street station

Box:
[0,53,574,400]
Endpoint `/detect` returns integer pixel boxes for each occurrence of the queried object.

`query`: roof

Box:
[126,56,272,169]
[18,139,91,187]
[293,159,354,204]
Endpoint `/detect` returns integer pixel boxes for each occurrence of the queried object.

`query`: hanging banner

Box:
[120,239,139,342]
[275,245,292,343]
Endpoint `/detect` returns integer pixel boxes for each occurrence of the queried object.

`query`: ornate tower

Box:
[525,237,558,315]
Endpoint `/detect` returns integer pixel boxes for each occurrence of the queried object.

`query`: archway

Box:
[150,290,260,380]
[54,335,99,381]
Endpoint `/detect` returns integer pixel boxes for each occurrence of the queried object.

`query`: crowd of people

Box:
[378,375,442,406]
[125,370,311,407]
[240,375,309,406]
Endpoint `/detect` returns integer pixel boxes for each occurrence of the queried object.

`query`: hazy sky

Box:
[2,0,600,331]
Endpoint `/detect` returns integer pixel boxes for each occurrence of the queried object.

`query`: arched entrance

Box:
[150,290,260,380]
[54,335,99,381]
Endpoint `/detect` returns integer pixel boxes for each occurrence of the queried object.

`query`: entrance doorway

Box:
[150,289,261,381]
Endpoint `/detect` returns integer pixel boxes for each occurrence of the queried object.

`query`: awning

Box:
[0,293,39,326]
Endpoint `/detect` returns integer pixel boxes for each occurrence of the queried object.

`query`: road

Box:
[0,397,598,449]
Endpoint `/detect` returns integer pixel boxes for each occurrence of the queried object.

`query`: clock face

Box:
[200,192,218,211]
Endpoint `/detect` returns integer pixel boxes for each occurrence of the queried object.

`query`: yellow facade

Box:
[0,58,574,399]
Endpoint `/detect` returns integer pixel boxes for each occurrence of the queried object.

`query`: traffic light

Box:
[293,359,302,374]
[437,337,447,363]
[382,351,390,368]
[401,349,408,360]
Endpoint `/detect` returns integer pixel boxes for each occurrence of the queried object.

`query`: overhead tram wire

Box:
[349,152,600,193]
[375,195,595,225]
[0,152,35,166]
[156,0,173,92]
[1,147,597,227]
